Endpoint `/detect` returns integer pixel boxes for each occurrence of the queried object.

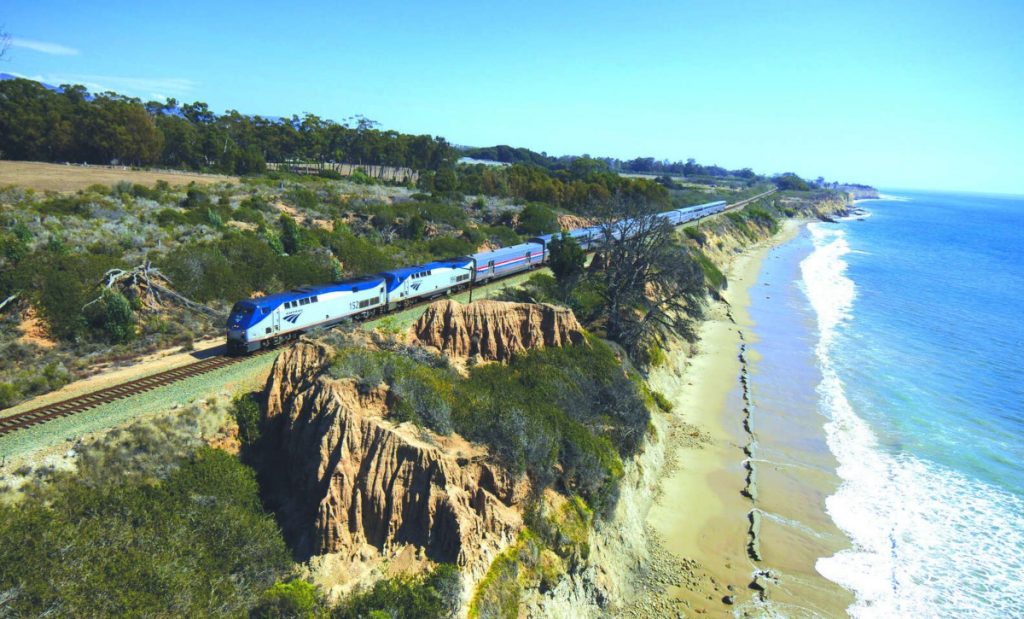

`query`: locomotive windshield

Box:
[229,303,255,325]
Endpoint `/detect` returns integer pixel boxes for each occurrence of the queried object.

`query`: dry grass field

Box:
[0,160,238,193]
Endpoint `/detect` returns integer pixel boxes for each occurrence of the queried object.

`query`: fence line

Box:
[267,162,418,184]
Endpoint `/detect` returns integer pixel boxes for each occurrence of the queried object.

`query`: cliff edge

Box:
[411,299,586,363]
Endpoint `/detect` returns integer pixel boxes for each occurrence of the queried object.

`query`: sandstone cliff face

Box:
[557,214,595,231]
[263,339,523,578]
[411,300,587,363]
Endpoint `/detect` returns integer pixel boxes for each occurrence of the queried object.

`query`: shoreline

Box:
[646,218,853,616]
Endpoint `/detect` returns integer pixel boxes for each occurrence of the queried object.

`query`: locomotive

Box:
[226,200,726,353]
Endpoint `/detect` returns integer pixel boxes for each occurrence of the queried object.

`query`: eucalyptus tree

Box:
[591,192,706,364]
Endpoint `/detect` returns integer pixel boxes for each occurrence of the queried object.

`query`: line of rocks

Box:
[737,333,776,605]
[737,337,761,563]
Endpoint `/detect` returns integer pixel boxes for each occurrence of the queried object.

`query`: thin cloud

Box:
[34,74,199,99]
[10,37,80,56]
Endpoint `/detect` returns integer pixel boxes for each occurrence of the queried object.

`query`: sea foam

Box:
[801,223,1024,618]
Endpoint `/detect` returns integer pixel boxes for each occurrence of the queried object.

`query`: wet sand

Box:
[647,220,854,617]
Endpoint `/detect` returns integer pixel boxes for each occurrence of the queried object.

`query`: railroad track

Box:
[710,189,777,217]
[0,350,275,438]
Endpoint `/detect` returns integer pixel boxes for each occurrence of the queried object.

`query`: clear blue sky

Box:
[4,0,1023,193]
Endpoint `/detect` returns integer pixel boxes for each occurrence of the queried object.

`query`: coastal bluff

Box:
[411,299,587,363]
[261,339,524,579]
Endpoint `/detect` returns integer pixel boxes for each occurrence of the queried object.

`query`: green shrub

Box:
[8,250,124,341]
[233,206,265,224]
[404,214,427,240]
[743,206,779,234]
[516,203,558,235]
[182,186,211,209]
[279,214,303,254]
[0,382,19,409]
[324,226,395,275]
[35,193,95,217]
[232,393,263,447]
[691,249,726,290]
[332,565,459,619]
[469,548,520,619]
[159,231,335,303]
[251,580,320,618]
[286,186,319,210]
[427,236,474,257]
[349,168,376,185]
[83,288,135,343]
[155,207,188,227]
[420,201,468,228]
[478,224,521,247]
[683,226,707,246]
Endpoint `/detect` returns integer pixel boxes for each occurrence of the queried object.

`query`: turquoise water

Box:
[800,191,1024,616]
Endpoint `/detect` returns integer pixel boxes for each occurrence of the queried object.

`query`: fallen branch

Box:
[0,292,19,315]
[86,262,224,319]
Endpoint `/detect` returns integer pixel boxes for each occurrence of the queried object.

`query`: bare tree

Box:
[0,28,9,60]
[591,192,707,364]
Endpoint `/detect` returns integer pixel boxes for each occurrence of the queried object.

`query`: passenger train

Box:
[226,200,727,353]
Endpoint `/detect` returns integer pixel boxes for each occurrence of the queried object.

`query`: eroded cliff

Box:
[262,339,523,581]
[411,299,586,363]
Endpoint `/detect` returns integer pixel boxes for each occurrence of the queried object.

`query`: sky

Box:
[3,0,1023,193]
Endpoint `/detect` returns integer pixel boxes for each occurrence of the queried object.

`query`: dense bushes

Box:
[159,231,337,302]
[515,203,559,235]
[332,565,460,619]
[2,249,126,341]
[233,393,263,447]
[83,288,136,343]
[251,580,322,618]
[0,437,291,616]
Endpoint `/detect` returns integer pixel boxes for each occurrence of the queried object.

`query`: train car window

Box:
[266,328,271,334]
[312,296,318,303]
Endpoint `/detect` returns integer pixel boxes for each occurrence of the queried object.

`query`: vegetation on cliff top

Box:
[327,333,649,509]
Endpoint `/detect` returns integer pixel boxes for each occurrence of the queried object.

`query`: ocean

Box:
[794,191,1024,617]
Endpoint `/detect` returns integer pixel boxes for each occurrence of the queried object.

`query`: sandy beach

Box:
[647,220,854,617]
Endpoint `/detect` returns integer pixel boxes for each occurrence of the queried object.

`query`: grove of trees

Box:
[461,144,760,180]
[0,78,457,174]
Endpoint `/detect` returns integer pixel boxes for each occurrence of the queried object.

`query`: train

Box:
[226,200,727,353]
